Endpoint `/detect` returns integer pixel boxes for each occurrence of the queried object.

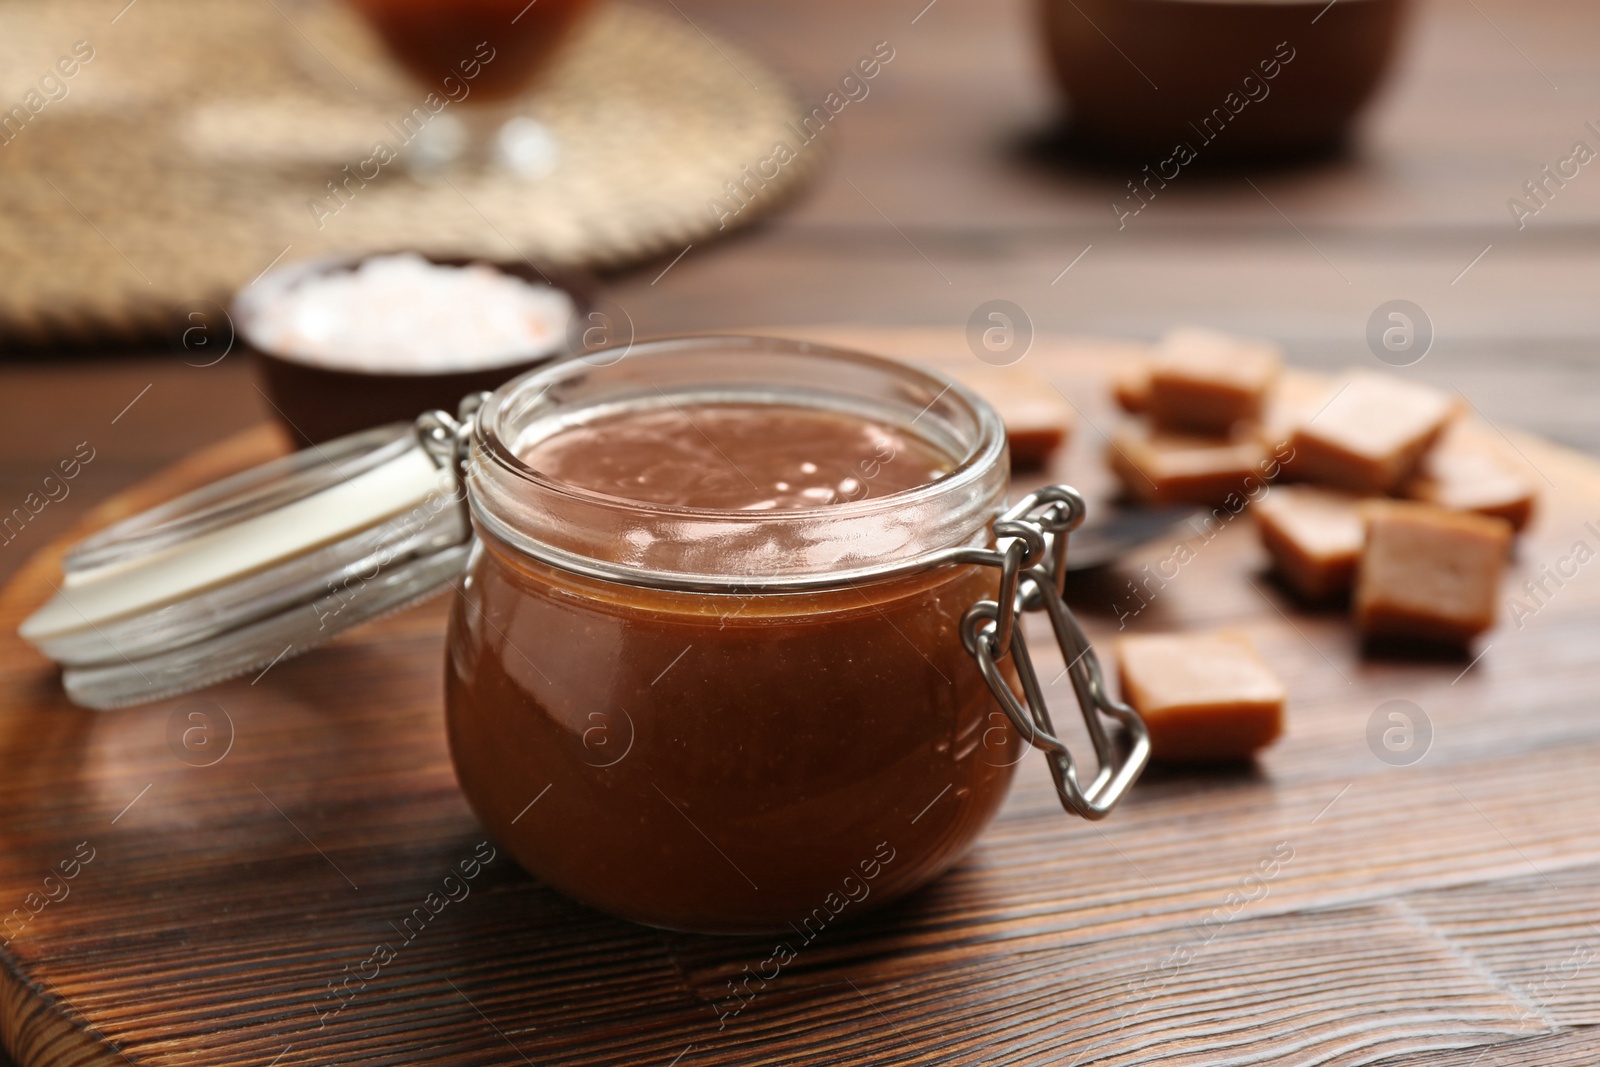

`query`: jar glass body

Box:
[444,337,1022,933]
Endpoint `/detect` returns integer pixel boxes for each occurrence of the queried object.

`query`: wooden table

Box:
[3,0,1599,1064]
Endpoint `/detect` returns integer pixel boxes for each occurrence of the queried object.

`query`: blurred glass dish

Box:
[1038,0,1408,160]
[277,0,597,178]
[346,0,597,177]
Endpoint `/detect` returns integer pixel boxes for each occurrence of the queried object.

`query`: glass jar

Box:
[443,337,1145,933]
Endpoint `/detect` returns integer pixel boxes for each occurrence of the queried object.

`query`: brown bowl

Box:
[237,253,596,446]
[1039,0,1408,160]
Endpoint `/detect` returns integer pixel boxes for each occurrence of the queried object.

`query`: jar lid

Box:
[19,422,470,709]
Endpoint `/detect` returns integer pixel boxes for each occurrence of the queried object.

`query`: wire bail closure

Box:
[961,487,1150,820]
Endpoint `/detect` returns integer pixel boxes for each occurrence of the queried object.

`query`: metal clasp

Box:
[961,486,1150,820]
[415,392,490,482]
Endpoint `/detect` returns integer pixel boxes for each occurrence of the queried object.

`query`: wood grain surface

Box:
[2,330,1598,1067]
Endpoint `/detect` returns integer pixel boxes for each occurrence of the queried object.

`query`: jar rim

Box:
[465,335,1012,591]
[473,335,1007,523]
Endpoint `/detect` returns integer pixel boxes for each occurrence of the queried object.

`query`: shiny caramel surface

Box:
[520,401,952,511]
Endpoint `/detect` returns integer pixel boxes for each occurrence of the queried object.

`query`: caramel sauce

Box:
[520,401,953,510]
[349,0,595,102]
[446,401,1019,933]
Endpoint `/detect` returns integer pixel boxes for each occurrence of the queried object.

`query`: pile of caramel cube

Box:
[1109,328,1536,764]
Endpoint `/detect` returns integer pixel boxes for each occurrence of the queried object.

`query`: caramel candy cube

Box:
[1117,631,1285,763]
[1147,328,1282,435]
[1286,371,1456,493]
[1355,501,1512,645]
[1257,371,1337,454]
[1403,421,1537,532]
[949,364,1074,469]
[1253,485,1366,601]
[1112,359,1150,414]
[1110,424,1267,506]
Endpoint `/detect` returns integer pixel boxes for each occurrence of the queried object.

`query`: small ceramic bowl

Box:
[237,253,595,446]
[1038,0,1408,160]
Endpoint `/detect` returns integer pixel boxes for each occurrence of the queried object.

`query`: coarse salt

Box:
[249,253,574,373]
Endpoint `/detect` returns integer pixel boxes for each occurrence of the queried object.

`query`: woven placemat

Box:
[0,0,820,346]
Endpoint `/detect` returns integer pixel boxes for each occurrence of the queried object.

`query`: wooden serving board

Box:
[4,330,1600,1067]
